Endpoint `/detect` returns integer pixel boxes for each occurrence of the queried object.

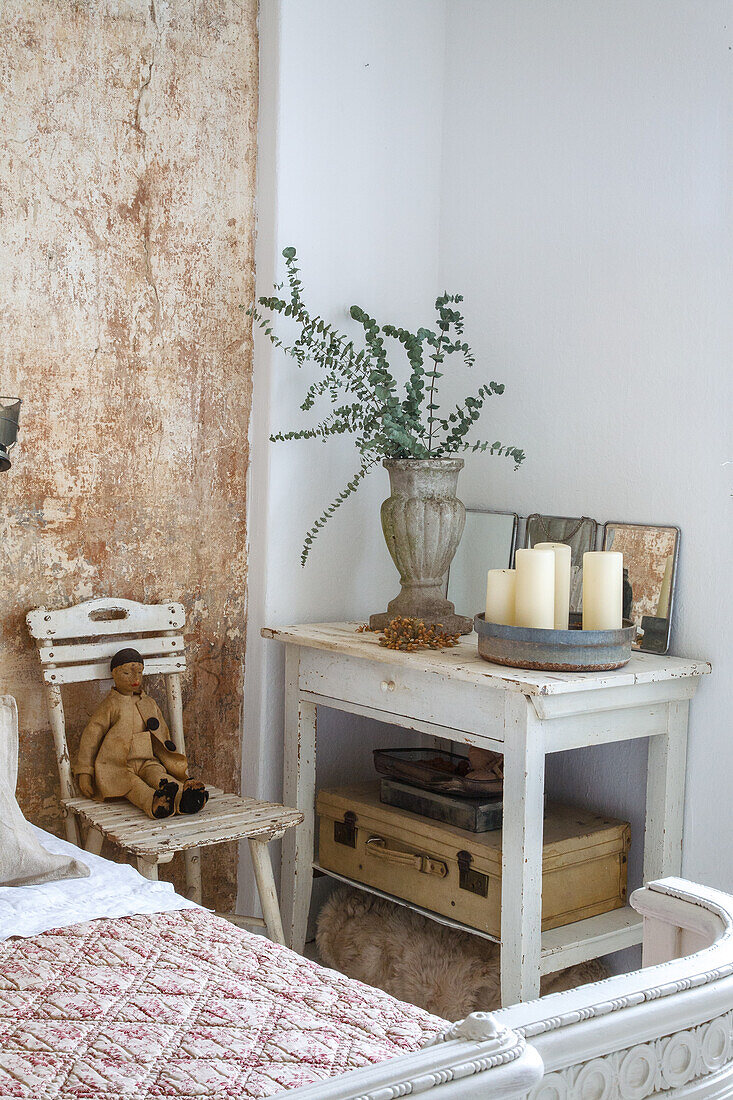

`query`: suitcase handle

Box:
[365,835,448,878]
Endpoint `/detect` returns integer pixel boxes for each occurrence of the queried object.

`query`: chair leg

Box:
[136,857,158,880]
[249,838,286,946]
[184,848,203,904]
[63,810,81,848]
[84,826,104,856]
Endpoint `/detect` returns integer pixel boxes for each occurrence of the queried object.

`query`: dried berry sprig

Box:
[377,616,460,652]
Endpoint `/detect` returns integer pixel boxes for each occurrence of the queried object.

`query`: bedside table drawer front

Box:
[299,650,503,734]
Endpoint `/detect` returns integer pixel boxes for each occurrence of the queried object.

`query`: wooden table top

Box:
[262,621,711,697]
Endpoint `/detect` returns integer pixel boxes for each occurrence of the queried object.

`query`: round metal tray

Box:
[474,612,635,672]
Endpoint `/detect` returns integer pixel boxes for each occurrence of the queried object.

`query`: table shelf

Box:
[313,862,643,974]
[269,622,709,1004]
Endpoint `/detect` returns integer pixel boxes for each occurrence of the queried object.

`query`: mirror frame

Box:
[602,521,680,655]
[446,508,519,606]
[524,514,598,563]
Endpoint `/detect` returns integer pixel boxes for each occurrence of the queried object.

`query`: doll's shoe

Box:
[179,780,209,815]
[152,780,179,819]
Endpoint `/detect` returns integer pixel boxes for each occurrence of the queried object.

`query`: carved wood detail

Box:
[529,1010,733,1099]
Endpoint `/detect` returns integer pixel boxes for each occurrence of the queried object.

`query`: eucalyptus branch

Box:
[248,247,525,563]
[300,458,378,567]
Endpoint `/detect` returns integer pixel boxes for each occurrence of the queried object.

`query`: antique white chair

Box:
[27,597,302,944]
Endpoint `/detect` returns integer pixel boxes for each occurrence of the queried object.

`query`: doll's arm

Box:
[76,697,114,776]
[143,697,177,750]
[151,699,174,746]
[148,699,190,781]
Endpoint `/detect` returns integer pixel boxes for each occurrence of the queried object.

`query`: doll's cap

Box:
[110,648,144,672]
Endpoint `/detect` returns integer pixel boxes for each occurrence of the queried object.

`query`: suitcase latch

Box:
[334,811,357,848]
[457,850,489,897]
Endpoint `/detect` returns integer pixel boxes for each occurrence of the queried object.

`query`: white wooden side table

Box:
[264,621,710,1005]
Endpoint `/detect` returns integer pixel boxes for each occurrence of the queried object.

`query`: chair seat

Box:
[63,788,303,860]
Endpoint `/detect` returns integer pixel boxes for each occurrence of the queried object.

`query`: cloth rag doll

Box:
[75,648,209,820]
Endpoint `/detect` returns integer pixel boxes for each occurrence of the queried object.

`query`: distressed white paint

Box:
[10,693,733,1097]
[268,623,706,1002]
[284,877,733,1099]
[500,692,545,1005]
[26,597,300,942]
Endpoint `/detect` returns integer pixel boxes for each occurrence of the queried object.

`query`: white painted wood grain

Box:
[299,647,505,735]
[262,621,710,696]
[27,598,185,640]
[300,691,505,750]
[41,654,187,685]
[281,644,317,953]
[501,692,546,1005]
[644,700,690,883]
[37,635,184,667]
[27,597,302,945]
[64,787,302,855]
[268,622,707,1002]
[250,838,286,945]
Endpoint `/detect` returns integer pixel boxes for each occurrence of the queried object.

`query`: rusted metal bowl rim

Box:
[474,613,635,648]
[474,613,635,672]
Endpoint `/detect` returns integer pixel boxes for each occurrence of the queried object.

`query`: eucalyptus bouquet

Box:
[250,247,525,564]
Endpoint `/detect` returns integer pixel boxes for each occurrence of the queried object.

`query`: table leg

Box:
[644,699,689,882]
[500,693,545,1006]
[280,645,317,953]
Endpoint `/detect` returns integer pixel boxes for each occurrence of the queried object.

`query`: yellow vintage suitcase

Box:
[317,782,630,937]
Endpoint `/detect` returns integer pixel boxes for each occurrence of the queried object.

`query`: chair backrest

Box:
[26,598,188,824]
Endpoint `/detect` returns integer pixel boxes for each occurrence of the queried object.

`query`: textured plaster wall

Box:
[0,0,258,910]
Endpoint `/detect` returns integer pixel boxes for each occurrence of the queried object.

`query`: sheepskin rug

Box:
[317,886,608,1020]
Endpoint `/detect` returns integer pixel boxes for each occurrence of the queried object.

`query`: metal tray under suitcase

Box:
[373,748,503,798]
[317,782,630,939]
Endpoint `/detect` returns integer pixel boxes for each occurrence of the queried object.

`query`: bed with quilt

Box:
[6,689,733,1100]
[0,693,540,1100]
[0,834,449,1099]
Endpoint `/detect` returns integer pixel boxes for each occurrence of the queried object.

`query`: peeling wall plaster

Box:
[0,0,258,910]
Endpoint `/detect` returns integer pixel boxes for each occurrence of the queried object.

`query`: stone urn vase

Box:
[369,457,473,635]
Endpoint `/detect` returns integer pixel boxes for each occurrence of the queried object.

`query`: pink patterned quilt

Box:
[0,908,444,1098]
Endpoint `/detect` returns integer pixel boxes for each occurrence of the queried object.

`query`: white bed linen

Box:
[0,824,198,940]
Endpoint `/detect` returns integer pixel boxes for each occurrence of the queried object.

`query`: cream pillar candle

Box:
[534,542,571,630]
[514,548,555,629]
[582,551,623,630]
[485,569,516,625]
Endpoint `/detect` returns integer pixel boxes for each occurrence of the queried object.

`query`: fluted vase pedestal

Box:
[369,457,473,636]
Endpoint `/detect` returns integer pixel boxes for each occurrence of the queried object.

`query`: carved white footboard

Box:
[290,878,733,1099]
[499,879,733,1100]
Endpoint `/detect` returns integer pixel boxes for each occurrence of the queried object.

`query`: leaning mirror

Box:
[447,510,518,622]
[602,522,679,654]
[525,514,598,613]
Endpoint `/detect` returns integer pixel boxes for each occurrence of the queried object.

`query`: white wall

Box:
[241,0,449,917]
[243,0,732,931]
[437,0,732,899]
